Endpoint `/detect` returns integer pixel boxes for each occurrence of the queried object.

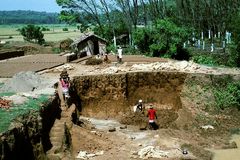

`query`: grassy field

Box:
[0,24,81,42]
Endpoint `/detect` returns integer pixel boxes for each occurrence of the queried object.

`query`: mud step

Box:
[50,136,64,142]
[51,141,63,147]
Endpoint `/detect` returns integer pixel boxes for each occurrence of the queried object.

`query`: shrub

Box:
[227,43,240,67]
[85,57,103,65]
[133,19,191,60]
[52,47,61,54]
[59,38,74,51]
[62,27,68,31]
[214,81,240,110]
[192,55,218,66]
[19,24,45,44]
[41,27,50,31]
[133,28,153,53]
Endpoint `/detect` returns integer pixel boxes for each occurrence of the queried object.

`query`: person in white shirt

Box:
[117,46,123,63]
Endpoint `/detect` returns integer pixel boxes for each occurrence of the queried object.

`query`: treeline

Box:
[56,0,240,67]
[0,10,59,24]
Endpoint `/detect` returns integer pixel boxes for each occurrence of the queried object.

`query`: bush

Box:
[41,27,50,31]
[106,44,117,53]
[52,47,61,54]
[62,27,68,31]
[19,24,45,44]
[133,28,153,53]
[133,19,191,60]
[59,38,74,51]
[85,57,103,65]
[214,81,240,110]
[227,43,240,67]
[192,55,218,66]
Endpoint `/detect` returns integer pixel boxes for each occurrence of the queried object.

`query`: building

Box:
[71,32,107,58]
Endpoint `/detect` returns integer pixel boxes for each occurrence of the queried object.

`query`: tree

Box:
[133,19,190,59]
[19,25,45,44]
[150,19,190,58]
[175,0,240,36]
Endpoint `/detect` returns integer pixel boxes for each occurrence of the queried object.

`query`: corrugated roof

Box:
[71,32,107,46]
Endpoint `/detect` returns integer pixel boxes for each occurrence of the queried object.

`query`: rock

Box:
[130,136,136,140]
[86,153,96,158]
[201,125,214,130]
[76,151,87,159]
[120,125,127,129]
[95,150,104,156]
[154,135,159,138]
[139,126,147,130]
[138,146,169,159]
[108,127,116,132]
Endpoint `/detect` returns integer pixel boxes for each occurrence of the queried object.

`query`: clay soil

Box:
[44,57,240,160]
[69,108,240,160]
[1,53,240,160]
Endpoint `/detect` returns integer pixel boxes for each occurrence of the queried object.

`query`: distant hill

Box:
[0,10,59,24]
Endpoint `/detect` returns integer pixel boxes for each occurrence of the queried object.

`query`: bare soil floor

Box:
[38,55,240,160]
[1,54,240,160]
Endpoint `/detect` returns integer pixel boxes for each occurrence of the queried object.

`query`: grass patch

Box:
[229,128,240,135]
[213,81,240,110]
[192,55,218,66]
[0,94,49,133]
[0,92,15,97]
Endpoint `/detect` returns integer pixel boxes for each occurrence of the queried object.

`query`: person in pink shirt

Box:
[147,104,158,130]
[60,69,70,101]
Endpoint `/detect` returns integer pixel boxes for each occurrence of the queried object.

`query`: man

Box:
[137,99,144,112]
[58,69,70,107]
[147,104,158,130]
[117,46,123,63]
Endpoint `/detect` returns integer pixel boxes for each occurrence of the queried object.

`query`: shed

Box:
[71,32,107,57]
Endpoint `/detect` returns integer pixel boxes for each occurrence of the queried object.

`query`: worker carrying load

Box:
[59,69,70,102]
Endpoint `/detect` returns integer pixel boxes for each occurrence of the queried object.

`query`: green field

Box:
[0,24,81,42]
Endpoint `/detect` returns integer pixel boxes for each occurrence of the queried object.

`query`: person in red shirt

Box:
[147,104,158,130]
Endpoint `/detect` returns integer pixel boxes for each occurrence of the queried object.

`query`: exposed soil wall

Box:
[0,97,61,160]
[0,50,24,60]
[72,71,187,118]
[72,71,240,128]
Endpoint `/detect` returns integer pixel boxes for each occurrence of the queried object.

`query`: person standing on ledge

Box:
[58,69,70,108]
[117,46,123,63]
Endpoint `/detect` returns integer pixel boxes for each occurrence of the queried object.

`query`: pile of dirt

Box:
[0,98,12,109]
[120,112,148,129]
[120,109,178,130]
[91,60,240,75]
[0,71,49,93]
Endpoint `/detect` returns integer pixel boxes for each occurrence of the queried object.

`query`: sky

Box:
[0,0,62,13]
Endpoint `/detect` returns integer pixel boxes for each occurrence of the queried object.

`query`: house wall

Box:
[99,41,106,55]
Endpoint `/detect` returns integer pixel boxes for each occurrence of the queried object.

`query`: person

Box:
[117,46,123,63]
[136,99,144,112]
[59,69,70,102]
[147,104,158,130]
